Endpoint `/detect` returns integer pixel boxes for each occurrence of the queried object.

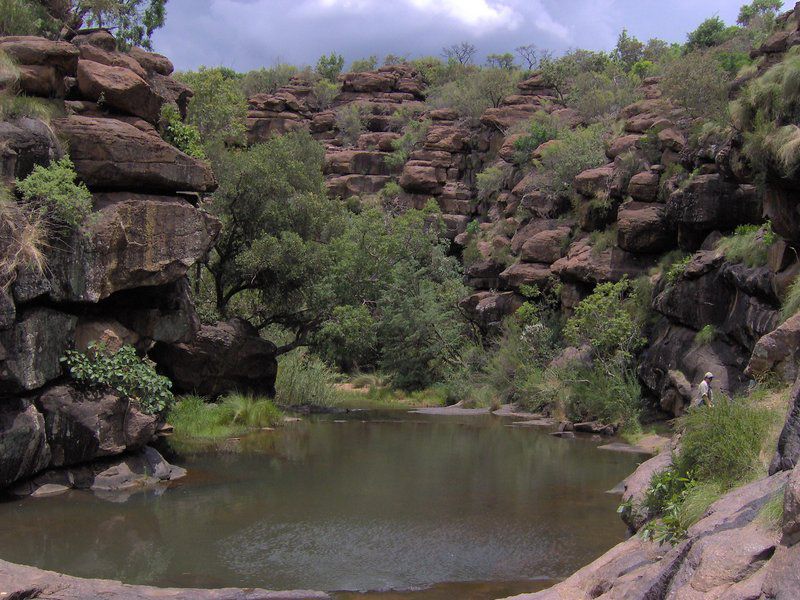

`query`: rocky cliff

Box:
[0,30,276,496]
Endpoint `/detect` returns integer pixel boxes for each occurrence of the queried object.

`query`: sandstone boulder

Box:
[499,262,553,290]
[399,161,445,194]
[76,59,163,123]
[519,226,571,264]
[771,377,800,474]
[152,318,278,398]
[0,309,77,395]
[0,36,79,74]
[0,399,50,489]
[0,117,62,180]
[551,238,655,285]
[77,44,147,78]
[37,384,157,468]
[747,313,800,383]
[627,170,660,202]
[616,201,674,253]
[53,115,216,193]
[466,258,504,289]
[128,46,175,76]
[573,164,615,197]
[459,291,522,329]
[74,317,140,353]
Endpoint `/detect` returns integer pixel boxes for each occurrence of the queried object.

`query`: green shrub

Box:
[780,275,800,321]
[665,255,692,285]
[568,66,641,122]
[476,164,509,201]
[677,398,774,486]
[216,393,284,428]
[240,64,298,96]
[385,119,430,169]
[160,104,206,159]
[694,325,718,345]
[565,362,642,428]
[512,111,562,164]
[350,56,378,72]
[536,124,608,196]
[0,0,58,36]
[426,67,520,123]
[715,222,776,267]
[313,79,340,109]
[62,343,174,415]
[316,52,345,82]
[589,225,617,255]
[167,394,283,442]
[661,50,730,121]
[336,103,369,146]
[275,350,338,407]
[16,156,92,229]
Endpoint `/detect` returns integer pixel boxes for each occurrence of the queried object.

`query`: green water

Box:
[0,411,644,597]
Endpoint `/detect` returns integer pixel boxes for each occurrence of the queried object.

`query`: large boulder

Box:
[747,313,800,383]
[499,262,553,291]
[76,59,163,123]
[627,170,661,202]
[0,308,77,395]
[36,384,157,468]
[52,115,216,193]
[616,201,675,253]
[13,194,220,304]
[519,226,571,264]
[152,319,278,398]
[771,377,800,474]
[0,117,63,180]
[0,36,79,74]
[551,238,655,285]
[128,46,175,76]
[666,175,762,249]
[0,399,50,489]
[459,291,522,329]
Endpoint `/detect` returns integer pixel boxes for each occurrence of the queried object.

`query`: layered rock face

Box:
[0,32,240,492]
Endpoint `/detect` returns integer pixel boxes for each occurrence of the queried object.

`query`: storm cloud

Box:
[152,0,742,71]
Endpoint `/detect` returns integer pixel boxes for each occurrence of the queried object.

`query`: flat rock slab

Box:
[507,419,557,428]
[410,406,490,415]
[598,442,655,455]
[0,558,329,600]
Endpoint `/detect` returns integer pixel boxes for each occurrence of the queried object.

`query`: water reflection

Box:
[0,412,642,595]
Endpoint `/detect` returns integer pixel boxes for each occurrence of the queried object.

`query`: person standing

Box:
[697,372,714,407]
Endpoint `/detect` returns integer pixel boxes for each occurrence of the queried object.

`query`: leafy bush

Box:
[16,156,92,229]
[275,350,338,407]
[427,67,520,123]
[316,52,345,82]
[687,16,739,50]
[62,343,174,415]
[350,56,378,72]
[694,325,718,345]
[160,104,206,159]
[240,64,298,96]
[677,398,774,486]
[661,50,730,121]
[568,66,641,122]
[312,79,340,109]
[385,119,430,169]
[314,304,377,371]
[512,111,562,164]
[715,222,776,267]
[665,255,692,285]
[336,103,369,146]
[0,0,58,36]
[476,164,509,201]
[564,278,645,358]
[536,124,608,196]
[565,362,642,428]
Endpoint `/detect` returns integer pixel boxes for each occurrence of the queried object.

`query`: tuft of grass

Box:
[167,394,283,443]
[0,93,59,122]
[758,488,785,530]
[715,222,776,268]
[0,184,47,285]
[677,398,774,488]
[275,350,338,408]
[216,393,284,428]
[694,325,718,346]
[781,276,800,322]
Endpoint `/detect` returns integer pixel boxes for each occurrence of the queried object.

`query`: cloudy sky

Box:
[152,0,743,72]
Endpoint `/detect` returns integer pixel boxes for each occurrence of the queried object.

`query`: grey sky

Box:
[151,0,745,72]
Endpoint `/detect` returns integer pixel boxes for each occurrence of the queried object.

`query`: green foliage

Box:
[715,222,776,267]
[176,67,248,150]
[780,274,800,321]
[314,305,377,371]
[717,51,752,76]
[350,56,378,72]
[167,394,283,443]
[0,0,58,36]
[512,111,562,165]
[215,393,284,428]
[565,362,642,427]
[631,60,657,79]
[62,343,174,416]
[661,50,731,120]
[677,398,774,485]
[316,52,345,82]
[336,102,369,146]
[486,53,516,70]
[665,255,692,285]
[16,156,92,229]
[160,104,206,160]
[0,182,46,284]
[536,124,608,196]
[614,29,645,71]
[687,16,740,50]
[758,488,786,529]
[240,64,298,96]
[738,0,783,27]
[564,278,645,358]
[476,164,509,201]
[385,118,430,168]
[694,325,718,345]
[312,78,341,109]
[74,0,167,50]
[427,67,521,123]
[539,49,611,103]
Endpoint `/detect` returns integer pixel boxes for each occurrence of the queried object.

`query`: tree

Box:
[661,50,730,120]
[642,38,671,63]
[174,67,248,151]
[383,53,409,66]
[442,41,477,65]
[349,55,378,72]
[486,52,516,70]
[515,44,539,70]
[738,0,782,26]
[316,52,344,82]
[687,16,739,50]
[614,29,644,71]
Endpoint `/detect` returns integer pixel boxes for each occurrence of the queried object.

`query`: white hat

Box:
[704,372,714,379]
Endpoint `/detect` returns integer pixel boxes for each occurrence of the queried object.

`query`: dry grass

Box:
[0,187,47,287]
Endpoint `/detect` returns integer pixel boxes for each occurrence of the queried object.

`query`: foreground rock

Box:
[0,558,329,600]
[153,318,278,398]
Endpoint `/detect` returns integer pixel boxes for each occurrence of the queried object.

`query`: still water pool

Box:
[0,411,644,598]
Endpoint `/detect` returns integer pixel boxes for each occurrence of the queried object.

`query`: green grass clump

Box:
[780,276,800,322]
[694,325,718,346]
[758,488,785,530]
[0,94,59,122]
[715,222,776,268]
[167,394,283,442]
[275,350,338,408]
[677,398,774,487]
